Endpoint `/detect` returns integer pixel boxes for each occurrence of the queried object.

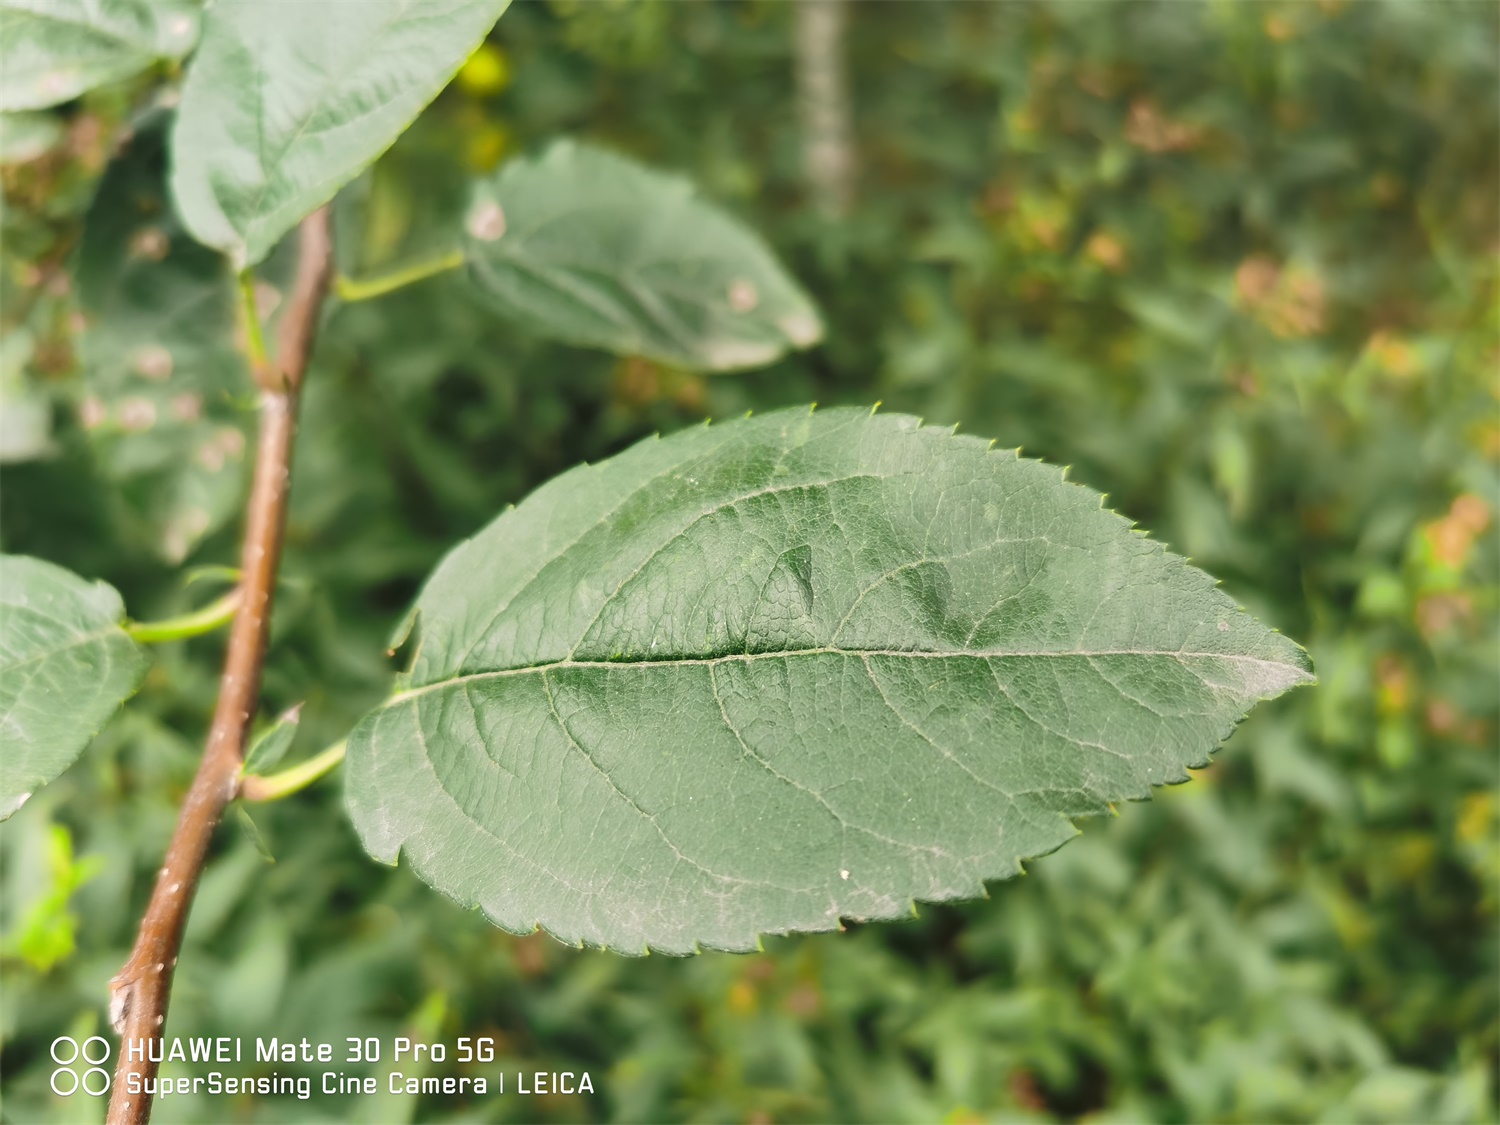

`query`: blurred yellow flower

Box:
[458,42,510,96]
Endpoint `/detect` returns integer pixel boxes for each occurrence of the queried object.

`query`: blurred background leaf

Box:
[0,0,198,112]
[461,139,823,370]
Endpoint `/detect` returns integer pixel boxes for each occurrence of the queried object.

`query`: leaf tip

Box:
[387,605,420,658]
[778,309,824,348]
[1,792,31,821]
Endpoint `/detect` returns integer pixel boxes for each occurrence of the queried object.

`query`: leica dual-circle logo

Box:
[50,1036,111,1096]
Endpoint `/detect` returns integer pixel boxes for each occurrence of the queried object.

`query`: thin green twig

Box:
[239,740,347,803]
[238,268,270,370]
[125,588,242,644]
[335,249,465,302]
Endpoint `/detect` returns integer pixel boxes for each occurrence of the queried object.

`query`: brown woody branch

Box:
[106,208,334,1125]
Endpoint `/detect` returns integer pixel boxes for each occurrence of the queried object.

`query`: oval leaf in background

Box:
[464,140,824,371]
[0,0,198,111]
[170,0,511,268]
[346,407,1313,954]
[0,555,148,819]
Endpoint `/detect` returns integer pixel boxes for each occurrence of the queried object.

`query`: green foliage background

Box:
[2,2,1496,1122]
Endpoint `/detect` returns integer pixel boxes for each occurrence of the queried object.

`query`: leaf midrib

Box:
[387,645,1308,706]
[239,3,410,241]
[238,2,491,250]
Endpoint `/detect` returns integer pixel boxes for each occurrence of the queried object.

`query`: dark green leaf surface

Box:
[76,128,251,561]
[0,0,198,111]
[170,0,510,267]
[464,141,824,371]
[0,555,147,819]
[346,407,1312,953]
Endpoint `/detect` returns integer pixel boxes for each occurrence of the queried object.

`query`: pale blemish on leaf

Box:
[729,279,759,312]
[128,228,169,262]
[118,397,156,431]
[132,345,173,381]
[467,201,506,242]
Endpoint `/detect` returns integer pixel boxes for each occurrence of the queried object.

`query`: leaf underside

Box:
[464,140,824,372]
[170,0,510,267]
[345,407,1313,954]
[0,555,148,819]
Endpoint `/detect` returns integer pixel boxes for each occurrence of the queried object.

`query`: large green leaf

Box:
[463,141,824,371]
[0,0,198,111]
[0,555,148,819]
[170,0,510,268]
[345,407,1313,954]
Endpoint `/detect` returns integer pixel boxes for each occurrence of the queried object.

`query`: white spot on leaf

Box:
[78,397,106,430]
[171,393,203,422]
[728,279,759,312]
[467,201,507,242]
[118,397,157,431]
[132,346,173,381]
[129,228,169,262]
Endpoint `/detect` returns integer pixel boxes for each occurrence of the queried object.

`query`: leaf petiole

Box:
[335,250,466,302]
[237,269,270,370]
[239,740,347,803]
[125,588,242,644]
